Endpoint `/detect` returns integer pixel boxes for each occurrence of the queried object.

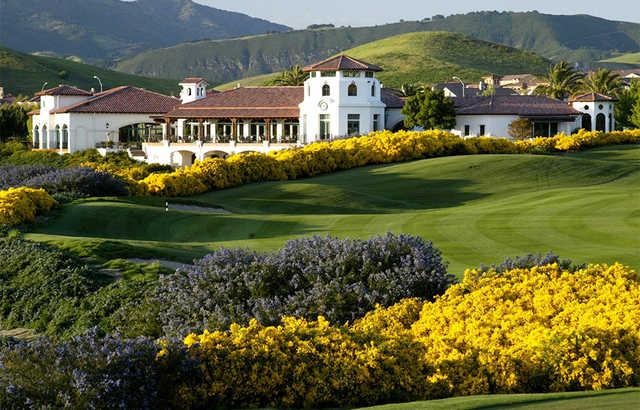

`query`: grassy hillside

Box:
[601,52,640,66]
[115,11,640,84]
[220,32,549,89]
[357,388,640,410]
[26,145,640,276]
[0,0,289,64]
[0,46,179,96]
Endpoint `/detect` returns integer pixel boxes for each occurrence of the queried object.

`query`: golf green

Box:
[26,145,640,276]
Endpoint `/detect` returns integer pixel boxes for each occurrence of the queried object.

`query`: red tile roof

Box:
[180,77,208,84]
[49,86,179,114]
[455,96,582,117]
[164,86,304,119]
[303,55,383,72]
[570,93,618,102]
[36,85,92,97]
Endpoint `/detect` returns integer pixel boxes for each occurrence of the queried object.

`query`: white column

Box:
[277,121,284,143]
[177,119,185,139]
[211,121,217,143]
[244,121,250,141]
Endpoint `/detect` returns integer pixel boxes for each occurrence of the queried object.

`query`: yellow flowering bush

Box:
[181,262,640,408]
[134,129,639,197]
[0,187,57,226]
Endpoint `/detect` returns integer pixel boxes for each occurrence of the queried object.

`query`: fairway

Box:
[27,145,640,275]
[357,388,640,409]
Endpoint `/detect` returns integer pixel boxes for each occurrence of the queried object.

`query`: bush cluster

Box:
[157,234,452,337]
[0,187,57,226]
[138,129,640,197]
[20,167,129,200]
[3,262,638,409]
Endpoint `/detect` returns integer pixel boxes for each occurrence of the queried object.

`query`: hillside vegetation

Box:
[0,0,289,64]
[220,32,550,90]
[27,145,640,276]
[116,11,640,84]
[601,52,640,66]
[0,46,178,96]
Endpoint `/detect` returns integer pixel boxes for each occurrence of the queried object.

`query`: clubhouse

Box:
[30,55,616,166]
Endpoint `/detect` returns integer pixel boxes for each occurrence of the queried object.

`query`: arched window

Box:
[348,83,358,96]
[42,125,48,148]
[62,125,69,149]
[371,84,375,97]
[54,125,61,149]
[596,113,606,132]
[581,114,592,131]
[187,88,192,96]
[34,126,40,148]
[322,84,330,96]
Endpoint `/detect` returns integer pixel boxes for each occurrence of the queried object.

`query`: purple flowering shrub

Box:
[0,329,198,409]
[479,252,584,273]
[0,165,56,189]
[157,233,453,337]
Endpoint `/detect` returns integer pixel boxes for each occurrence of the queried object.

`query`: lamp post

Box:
[40,82,48,92]
[452,76,465,98]
[93,75,103,93]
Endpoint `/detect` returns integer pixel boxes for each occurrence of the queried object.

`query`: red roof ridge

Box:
[48,86,177,114]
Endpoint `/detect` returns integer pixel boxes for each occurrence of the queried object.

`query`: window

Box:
[343,71,360,78]
[348,83,357,96]
[347,114,360,135]
[598,104,604,110]
[54,125,61,149]
[365,71,374,78]
[479,125,486,136]
[33,126,40,148]
[319,114,331,140]
[584,105,589,110]
[62,125,69,149]
[371,84,375,97]
[320,71,336,77]
[322,84,330,96]
[373,114,380,131]
[464,125,470,136]
[187,88,192,96]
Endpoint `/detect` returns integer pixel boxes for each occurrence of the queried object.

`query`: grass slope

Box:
[115,11,640,84]
[358,388,640,410]
[219,32,549,90]
[26,145,640,276]
[601,52,640,66]
[0,46,179,96]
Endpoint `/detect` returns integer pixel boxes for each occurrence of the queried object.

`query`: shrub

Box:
[22,167,128,199]
[0,187,57,226]
[0,165,56,190]
[157,234,452,337]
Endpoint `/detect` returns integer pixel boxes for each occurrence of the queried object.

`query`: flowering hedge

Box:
[0,187,57,226]
[157,234,452,337]
[178,262,640,408]
[137,129,640,197]
[2,261,638,408]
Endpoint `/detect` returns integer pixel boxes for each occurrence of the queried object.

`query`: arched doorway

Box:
[33,126,40,148]
[171,150,196,167]
[581,114,592,131]
[203,151,228,159]
[595,114,606,132]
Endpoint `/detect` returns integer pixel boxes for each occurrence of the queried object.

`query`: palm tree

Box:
[534,61,584,100]
[578,68,622,95]
[400,82,425,97]
[270,65,308,86]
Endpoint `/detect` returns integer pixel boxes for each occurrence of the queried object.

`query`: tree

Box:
[631,99,640,129]
[508,118,533,140]
[534,61,584,100]
[0,104,30,142]
[402,88,456,130]
[579,69,621,95]
[270,65,308,86]
[615,80,640,129]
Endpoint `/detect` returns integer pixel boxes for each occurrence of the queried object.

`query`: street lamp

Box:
[40,82,48,92]
[452,76,465,98]
[93,76,103,93]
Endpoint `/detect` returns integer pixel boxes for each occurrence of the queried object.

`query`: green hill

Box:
[600,52,640,66]
[27,145,640,277]
[0,46,179,96]
[220,32,549,89]
[115,11,640,84]
[0,0,289,64]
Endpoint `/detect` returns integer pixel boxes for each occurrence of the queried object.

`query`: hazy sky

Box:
[196,0,639,28]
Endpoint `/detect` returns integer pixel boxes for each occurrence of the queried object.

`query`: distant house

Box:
[0,87,17,105]
[433,81,518,98]
[496,74,545,95]
[613,69,640,88]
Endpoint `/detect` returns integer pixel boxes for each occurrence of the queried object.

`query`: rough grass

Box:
[26,145,640,276]
[216,32,549,90]
[357,388,640,410]
[600,52,640,65]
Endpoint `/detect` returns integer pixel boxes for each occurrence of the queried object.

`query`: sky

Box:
[196,0,639,29]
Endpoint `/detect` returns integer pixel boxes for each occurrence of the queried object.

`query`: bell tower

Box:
[179,77,209,104]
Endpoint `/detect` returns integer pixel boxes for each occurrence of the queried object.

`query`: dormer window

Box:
[322,84,331,96]
[348,83,358,96]
[320,71,336,77]
[343,71,360,78]
[365,71,374,78]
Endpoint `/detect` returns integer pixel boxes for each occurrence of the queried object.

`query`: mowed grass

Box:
[26,145,640,276]
[357,388,640,409]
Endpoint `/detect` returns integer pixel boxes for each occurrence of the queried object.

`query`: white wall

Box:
[571,101,615,131]
[454,115,518,137]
